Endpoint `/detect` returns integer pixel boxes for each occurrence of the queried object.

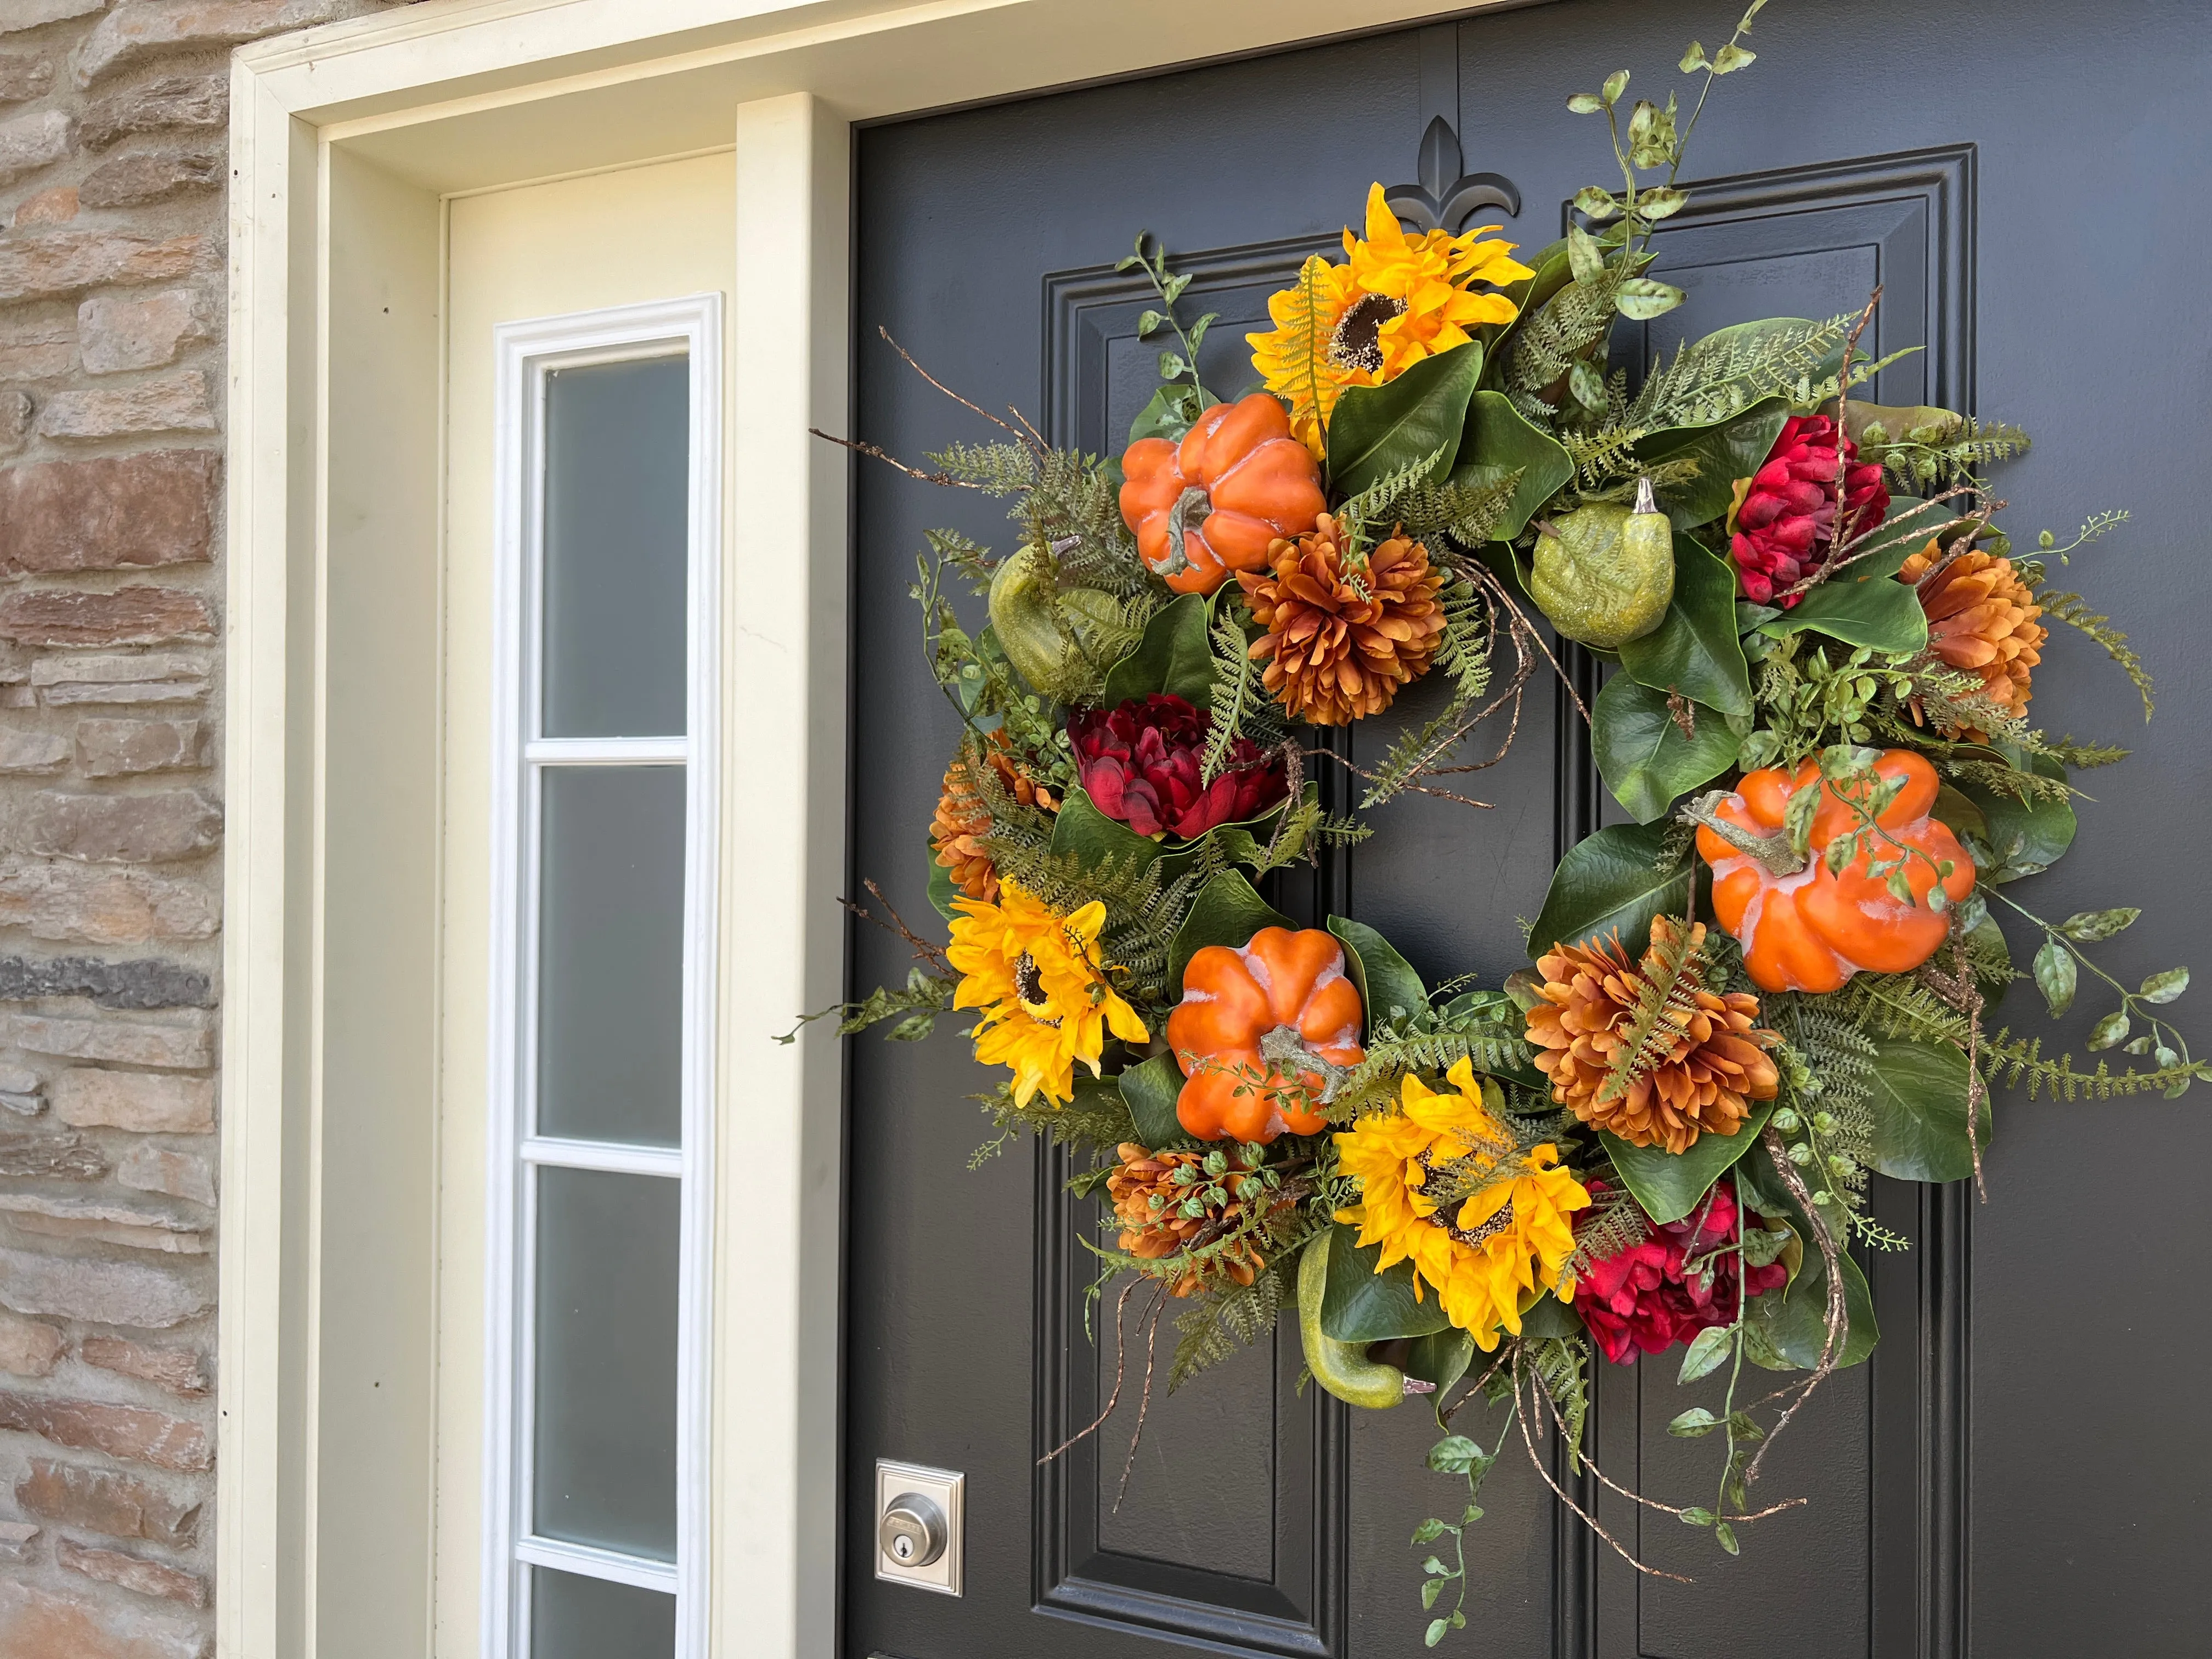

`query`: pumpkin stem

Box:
[1151,484,1212,579]
[1257,1022,1348,1104]
[1679,791,1805,878]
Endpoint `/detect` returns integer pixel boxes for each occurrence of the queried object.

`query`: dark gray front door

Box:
[844,3,2211,1655]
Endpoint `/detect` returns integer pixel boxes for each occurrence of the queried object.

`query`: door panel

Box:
[846,3,2210,1656]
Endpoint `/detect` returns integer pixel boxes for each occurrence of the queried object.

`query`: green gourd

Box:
[1527,477,1674,650]
[1297,1229,1406,1410]
[985,542,1124,702]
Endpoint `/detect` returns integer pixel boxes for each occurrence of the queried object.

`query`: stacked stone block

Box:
[0,3,419,1654]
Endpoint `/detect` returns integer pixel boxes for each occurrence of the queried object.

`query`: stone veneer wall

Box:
[0,4,419,1656]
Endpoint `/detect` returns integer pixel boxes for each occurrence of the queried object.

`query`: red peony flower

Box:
[1729,414,1889,607]
[1069,694,1288,840]
[1572,1180,1789,1365]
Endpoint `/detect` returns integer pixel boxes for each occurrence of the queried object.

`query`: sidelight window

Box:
[484,299,721,1659]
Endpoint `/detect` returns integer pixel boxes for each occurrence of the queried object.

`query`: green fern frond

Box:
[1624,314,1850,430]
[1594,920,1703,1107]
[1338,442,1455,533]
[1201,602,1262,784]
[2032,585,2154,721]
[1508,272,1622,405]
[1561,426,1645,488]
[929,439,1037,494]
[1397,472,1524,550]
[1169,1266,1288,1391]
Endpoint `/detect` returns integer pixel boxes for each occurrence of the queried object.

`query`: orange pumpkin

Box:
[1696,749,1979,994]
[1165,926,1365,1141]
[1120,394,1325,596]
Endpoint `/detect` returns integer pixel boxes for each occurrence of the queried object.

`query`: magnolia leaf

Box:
[1119,1052,1187,1147]
[1931,783,1989,846]
[1591,675,1737,823]
[1327,342,1483,498]
[2059,907,2140,943]
[1617,533,1753,717]
[1403,1327,1477,1401]
[1128,382,1198,447]
[1528,821,1693,956]
[1957,757,2076,882]
[1518,1294,1586,1341]
[926,852,960,924]
[1758,522,1929,653]
[1454,391,1576,543]
[1677,1324,1735,1384]
[1167,870,1290,990]
[1600,1101,1774,1225]
[1745,1232,1878,1370]
[1328,915,1428,1028]
[2033,937,2077,1018]
[1101,591,1212,706]
[1051,791,1167,889]
[2141,967,2190,1005]
[1321,1221,1453,1342]
[1865,1037,1990,1182]
[1638,397,1791,531]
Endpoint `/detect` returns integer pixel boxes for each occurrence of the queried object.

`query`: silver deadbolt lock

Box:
[875,1459,964,1596]
[879,1492,947,1567]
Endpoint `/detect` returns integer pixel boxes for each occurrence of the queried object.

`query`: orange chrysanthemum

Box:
[1525,917,1781,1155]
[1898,540,2047,738]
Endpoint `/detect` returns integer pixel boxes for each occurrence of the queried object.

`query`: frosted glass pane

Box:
[541,356,689,738]
[537,765,685,1147]
[529,1566,674,1659]
[533,1166,680,1559]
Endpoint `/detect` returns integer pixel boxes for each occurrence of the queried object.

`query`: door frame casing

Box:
[222,3,1508,1656]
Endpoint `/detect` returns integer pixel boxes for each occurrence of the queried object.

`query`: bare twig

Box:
[1513,1348,1692,1583]
[841,877,953,975]
[877,326,1044,454]
[1114,1292,1168,1512]
[1743,1125,1847,1486]
[808,428,988,490]
[1527,1360,1805,1525]
[1821,287,1883,567]
[1037,1279,1141,1465]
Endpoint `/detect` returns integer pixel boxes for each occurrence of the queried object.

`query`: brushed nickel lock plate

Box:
[874,1459,964,1596]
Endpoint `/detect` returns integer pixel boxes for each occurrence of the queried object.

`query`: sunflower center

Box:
[1413,1145,1517,1247]
[1329,291,1407,374]
[1012,951,1058,1023]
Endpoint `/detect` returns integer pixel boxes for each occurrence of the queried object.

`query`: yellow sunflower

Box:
[1333,1057,1589,1351]
[1248,183,1532,458]
[947,879,1148,1108]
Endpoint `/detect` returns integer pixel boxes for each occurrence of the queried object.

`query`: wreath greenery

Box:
[800,2,2194,1639]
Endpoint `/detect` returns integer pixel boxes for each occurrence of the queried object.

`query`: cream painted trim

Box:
[222,4,1509,1657]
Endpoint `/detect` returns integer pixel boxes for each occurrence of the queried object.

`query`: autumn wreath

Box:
[800,1,2193,1640]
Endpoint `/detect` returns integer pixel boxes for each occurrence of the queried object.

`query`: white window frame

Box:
[484,295,724,1659]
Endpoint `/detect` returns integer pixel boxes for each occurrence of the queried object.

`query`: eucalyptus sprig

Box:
[1999,887,2195,1094]
[1119,233,1219,420]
